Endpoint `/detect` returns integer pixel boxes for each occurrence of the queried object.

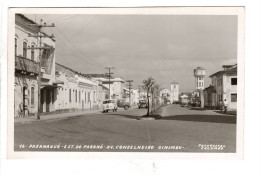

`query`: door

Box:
[46,89,51,112]
[23,86,29,117]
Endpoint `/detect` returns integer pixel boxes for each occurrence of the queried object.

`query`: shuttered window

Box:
[23,42,27,58]
[31,87,35,105]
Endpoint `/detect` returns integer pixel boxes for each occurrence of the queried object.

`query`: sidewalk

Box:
[14,109,102,124]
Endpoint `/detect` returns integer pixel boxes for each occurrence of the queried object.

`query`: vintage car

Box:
[117,99,131,110]
[181,98,189,107]
[102,99,118,113]
[138,99,148,109]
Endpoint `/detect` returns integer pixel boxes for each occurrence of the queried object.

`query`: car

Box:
[181,99,189,107]
[138,99,148,109]
[117,99,131,110]
[102,99,118,113]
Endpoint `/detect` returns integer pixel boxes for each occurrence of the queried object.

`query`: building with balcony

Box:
[14,14,57,118]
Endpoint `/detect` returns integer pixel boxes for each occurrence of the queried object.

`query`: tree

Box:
[151,84,160,113]
[142,77,155,116]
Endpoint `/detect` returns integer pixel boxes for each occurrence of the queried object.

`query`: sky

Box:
[25,14,237,92]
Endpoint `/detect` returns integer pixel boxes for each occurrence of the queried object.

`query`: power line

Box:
[53,26,101,68]
[71,15,95,39]
[48,14,78,23]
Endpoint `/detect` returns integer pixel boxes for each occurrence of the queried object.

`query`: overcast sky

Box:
[25,14,237,92]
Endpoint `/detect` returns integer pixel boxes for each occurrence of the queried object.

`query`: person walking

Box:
[223,99,228,113]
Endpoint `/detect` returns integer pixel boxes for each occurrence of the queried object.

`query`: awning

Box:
[53,80,64,85]
[41,83,58,89]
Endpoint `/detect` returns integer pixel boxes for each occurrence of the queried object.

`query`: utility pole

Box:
[105,67,114,99]
[27,19,55,119]
[126,80,133,105]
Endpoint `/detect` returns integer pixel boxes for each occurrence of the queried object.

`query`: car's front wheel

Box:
[124,105,129,110]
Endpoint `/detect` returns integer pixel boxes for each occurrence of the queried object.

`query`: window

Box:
[31,87,35,105]
[52,89,55,103]
[79,91,81,103]
[199,82,201,87]
[231,94,237,102]
[75,90,77,102]
[69,89,71,102]
[88,92,90,102]
[231,78,237,85]
[85,92,86,103]
[31,45,35,61]
[93,91,96,103]
[15,38,17,56]
[23,42,27,58]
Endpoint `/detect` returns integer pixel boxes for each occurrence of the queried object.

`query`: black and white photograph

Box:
[7,7,244,158]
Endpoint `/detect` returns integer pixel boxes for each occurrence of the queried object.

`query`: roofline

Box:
[16,14,56,42]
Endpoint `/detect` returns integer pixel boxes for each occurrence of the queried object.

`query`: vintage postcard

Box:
[7,7,244,159]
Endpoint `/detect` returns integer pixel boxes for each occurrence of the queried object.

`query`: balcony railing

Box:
[15,56,40,75]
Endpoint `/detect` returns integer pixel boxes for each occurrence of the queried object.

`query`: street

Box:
[14,104,236,152]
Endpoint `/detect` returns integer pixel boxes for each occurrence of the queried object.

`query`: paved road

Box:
[14,105,236,152]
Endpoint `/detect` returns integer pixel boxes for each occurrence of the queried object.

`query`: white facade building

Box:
[14,14,56,117]
[93,77,125,100]
[159,81,180,104]
[209,64,237,111]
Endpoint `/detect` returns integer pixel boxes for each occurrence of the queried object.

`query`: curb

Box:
[14,111,101,125]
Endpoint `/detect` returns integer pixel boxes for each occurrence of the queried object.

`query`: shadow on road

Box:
[106,113,236,124]
[105,113,141,120]
[160,114,236,124]
[213,110,237,116]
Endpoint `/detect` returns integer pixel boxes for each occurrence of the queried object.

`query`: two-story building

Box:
[90,76,125,100]
[205,64,237,111]
[14,14,56,118]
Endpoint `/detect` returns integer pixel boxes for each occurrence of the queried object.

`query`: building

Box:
[160,88,171,104]
[205,64,237,111]
[203,85,215,108]
[55,63,104,112]
[91,76,125,100]
[14,14,56,118]
[159,81,180,104]
[170,81,179,102]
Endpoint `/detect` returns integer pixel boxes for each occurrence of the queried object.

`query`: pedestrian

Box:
[219,100,223,112]
[223,99,228,113]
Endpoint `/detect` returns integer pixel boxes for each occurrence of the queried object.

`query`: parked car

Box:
[102,99,118,113]
[181,98,189,107]
[138,99,148,109]
[117,99,131,110]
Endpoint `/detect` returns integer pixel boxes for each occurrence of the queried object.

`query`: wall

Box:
[15,15,39,62]
[223,75,237,110]
[14,75,38,118]
[15,15,40,118]
[55,65,102,111]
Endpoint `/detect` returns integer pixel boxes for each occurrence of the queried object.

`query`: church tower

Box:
[170,81,179,102]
